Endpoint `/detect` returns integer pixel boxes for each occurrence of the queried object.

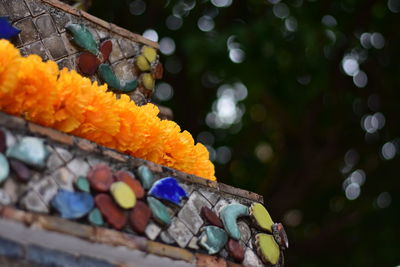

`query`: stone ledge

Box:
[0,112,283,267]
[0,206,242,266]
[0,210,193,267]
[0,112,263,203]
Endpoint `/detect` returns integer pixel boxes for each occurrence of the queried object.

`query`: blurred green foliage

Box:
[89,0,400,265]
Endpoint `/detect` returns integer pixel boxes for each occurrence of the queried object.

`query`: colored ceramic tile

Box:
[0,17,21,40]
[0,130,6,153]
[272,222,289,249]
[200,206,224,228]
[0,153,9,183]
[167,217,193,248]
[95,193,127,230]
[142,46,157,63]
[114,170,144,199]
[220,204,249,240]
[137,165,154,189]
[135,55,150,71]
[153,62,164,79]
[20,191,49,213]
[77,52,101,75]
[87,164,114,192]
[65,23,98,55]
[88,208,104,226]
[255,233,280,265]
[147,196,171,226]
[110,181,136,209]
[75,176,90,193]
[198,226,228,255]
[148,177,187,205]
[51,190,94,219]
[99,40,112,62]
[249,202,274,232]
[9,159,31,182]
[7,137,49,168]
[142,73,155,90]
[129,201,151,234]
[98,64,138,92]
[227,239,245,262]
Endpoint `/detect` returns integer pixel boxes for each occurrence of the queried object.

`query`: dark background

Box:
[85,0,399,266]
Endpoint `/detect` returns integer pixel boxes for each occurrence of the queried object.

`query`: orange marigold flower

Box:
[0,40,21,112]
[0,40,216,181]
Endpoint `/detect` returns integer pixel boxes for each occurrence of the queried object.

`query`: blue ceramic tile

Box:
[51,189,94,219]
[137,165,154,189]
[147,196,171,225]
[7,137,50,168]
[148,177,187,205]
[220,203,249,240]
[0,17,21,40]
[198,226,228,255]
[0,152,10,183]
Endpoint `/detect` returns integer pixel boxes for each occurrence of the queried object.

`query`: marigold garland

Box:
[0,40,216,181]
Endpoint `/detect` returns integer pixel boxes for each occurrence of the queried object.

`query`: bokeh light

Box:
[166,15,183,30]
[211,0,232,8]
[129,0,146,16]
[159,37,176,55]
[381,142,396,160]
[142,29,158,42]
[154,82,174,101]
[197,16,215,32]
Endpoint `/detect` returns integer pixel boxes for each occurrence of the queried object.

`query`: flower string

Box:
[0,40,216,181]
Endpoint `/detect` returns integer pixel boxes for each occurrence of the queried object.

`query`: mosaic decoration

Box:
[0,153,9,183]
[64,23,159,94]
[51,189,94,219]
[0,16,20,40]
[250,202,275,232]
[256,233,281,265]
[110,181,136,209]
[95,193,127,230]
[147,196,172,226]
[66,23,138,93]
[198,226,228,254]
[220,203,249,240]
[130,201,151,234]
[6,137,50,168]
[138,165,155,189]
[88,208,104,226]
[148,177,188,205]
[0,123,287,266]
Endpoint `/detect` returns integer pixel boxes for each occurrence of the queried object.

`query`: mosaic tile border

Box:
[1,0,165,107]
[0,112,287,266]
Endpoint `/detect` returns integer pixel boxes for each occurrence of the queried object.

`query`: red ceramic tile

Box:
[87,164,114,192]
[95,193,127,230]
[129,201,152,234]
[153,62,164,79]
[200,206,224,228]
[77,52,101,75]
[100,40,112,62]
[226,239,245,262]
